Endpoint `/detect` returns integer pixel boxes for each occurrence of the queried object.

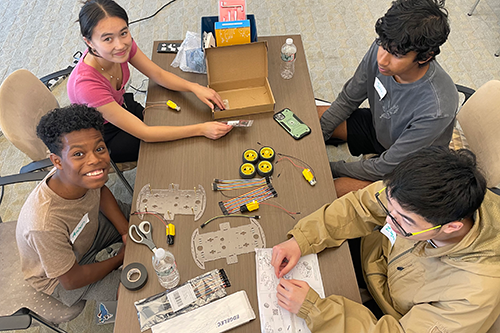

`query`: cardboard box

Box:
[205,41,275,119]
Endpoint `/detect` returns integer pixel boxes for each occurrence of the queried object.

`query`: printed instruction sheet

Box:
[255,248,325,333]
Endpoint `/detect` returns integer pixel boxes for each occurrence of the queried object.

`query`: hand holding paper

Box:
[276,278,310,314]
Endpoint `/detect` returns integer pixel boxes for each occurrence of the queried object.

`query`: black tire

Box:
[240,162,256,178]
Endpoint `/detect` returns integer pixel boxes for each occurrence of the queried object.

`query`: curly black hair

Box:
[375,0,450,66]
[36,104,105,156]
[384,147,487,226]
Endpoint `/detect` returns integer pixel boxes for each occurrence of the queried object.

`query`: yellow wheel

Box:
[240,162,256,179]
[259,146,275,162]
[242,149,259,164]
[257,160,273,177]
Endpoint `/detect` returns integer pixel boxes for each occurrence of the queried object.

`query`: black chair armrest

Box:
[20,158,53,174]
[456,84,476,104]
[0,312,32,330]
[489,187,500,196]
[39,65,74,89]
[0,171,49,187]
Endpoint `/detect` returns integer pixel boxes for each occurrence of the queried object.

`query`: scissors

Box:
[129,221,157,253]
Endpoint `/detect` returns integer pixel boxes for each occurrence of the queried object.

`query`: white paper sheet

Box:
[255,248,325,333]
[151,290,255,333]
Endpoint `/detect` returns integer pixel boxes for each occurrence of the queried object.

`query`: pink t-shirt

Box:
[67,40,138,109]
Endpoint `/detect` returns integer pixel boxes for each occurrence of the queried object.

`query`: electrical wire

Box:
[129,0,178,25]
[259,202,300,218]
[129,78,148,94]
[131,211,168,228]
[277,156,305,170]
[200,214,260,228]
[257,141,317,179]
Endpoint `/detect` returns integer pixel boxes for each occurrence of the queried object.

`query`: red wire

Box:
[132,211,168,228]
[259,202,300,215]
[277,156,305,170]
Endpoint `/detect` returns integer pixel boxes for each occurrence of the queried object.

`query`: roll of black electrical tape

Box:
[121,262,148,291]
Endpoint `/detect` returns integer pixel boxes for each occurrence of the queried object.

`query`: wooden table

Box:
[114,35,361,333]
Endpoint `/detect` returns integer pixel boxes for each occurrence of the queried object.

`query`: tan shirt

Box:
[16,169,100,295]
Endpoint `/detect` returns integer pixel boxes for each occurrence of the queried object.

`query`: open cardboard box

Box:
[205,41,275,119]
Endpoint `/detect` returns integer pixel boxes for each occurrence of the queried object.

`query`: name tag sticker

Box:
[380,223,397,247]
[70,213,89,244]
[374,77,387,100]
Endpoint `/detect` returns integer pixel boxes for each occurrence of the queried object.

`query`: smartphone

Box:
[273,108,311,140]
[157,42,181,53]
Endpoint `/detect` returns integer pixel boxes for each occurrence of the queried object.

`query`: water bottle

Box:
[152,248,180,289]
[280,38,297,80]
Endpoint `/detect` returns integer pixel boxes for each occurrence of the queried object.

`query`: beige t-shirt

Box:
[16,169,100,295]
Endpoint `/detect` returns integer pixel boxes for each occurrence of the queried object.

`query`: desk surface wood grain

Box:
[114,35,361,333]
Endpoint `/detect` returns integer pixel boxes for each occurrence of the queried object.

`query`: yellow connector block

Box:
[302,169,317,186]
[167,223,175,236]
[240,200,260,213]
[246,200,260,212]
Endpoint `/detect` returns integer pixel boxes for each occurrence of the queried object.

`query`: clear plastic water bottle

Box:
[280,38,297,80]
[152,248,180,289]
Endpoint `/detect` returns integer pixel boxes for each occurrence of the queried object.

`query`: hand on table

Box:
[276,278,310,314]
[192,84,225,110]
[271,237,301,278]
[201,121,232,139]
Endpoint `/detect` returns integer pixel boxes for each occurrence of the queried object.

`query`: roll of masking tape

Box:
[121,262,148,291]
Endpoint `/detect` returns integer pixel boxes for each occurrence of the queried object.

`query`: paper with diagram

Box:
[255,248,325,333]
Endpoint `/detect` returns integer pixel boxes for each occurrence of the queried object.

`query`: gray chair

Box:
[457,81,500,332]
[467,0,500,57]
[0,221,86,332]
[457,80,500,188]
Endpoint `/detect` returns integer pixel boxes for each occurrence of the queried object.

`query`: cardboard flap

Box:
[206,41,268,85]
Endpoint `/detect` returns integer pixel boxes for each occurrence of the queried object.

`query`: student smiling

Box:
[68,0,232,163]
[16,105,130,306]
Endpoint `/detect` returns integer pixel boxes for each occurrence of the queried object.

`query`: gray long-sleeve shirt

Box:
[321,41,458,181]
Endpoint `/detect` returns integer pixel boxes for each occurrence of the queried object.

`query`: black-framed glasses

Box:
[375,187,442,237]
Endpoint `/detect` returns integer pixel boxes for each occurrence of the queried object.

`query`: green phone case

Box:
[273,108,311,140]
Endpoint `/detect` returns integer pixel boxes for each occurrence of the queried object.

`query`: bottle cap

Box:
[286,38,293,44]
[154,248,167,260]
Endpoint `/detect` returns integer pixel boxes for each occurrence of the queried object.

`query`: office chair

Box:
[456,80,500,188]
[0,69,133,219]
[467,0,500,57]
[0,220,86,332]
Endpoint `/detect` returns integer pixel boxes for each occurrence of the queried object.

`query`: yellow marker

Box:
[302,169,317,186]
[166,100,181,111]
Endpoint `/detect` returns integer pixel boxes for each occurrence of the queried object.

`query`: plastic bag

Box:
[171,31,206,74]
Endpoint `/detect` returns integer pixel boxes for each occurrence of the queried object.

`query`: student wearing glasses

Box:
[271,147,500,333]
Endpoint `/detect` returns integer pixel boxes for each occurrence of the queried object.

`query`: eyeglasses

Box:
[375,187,443,237]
